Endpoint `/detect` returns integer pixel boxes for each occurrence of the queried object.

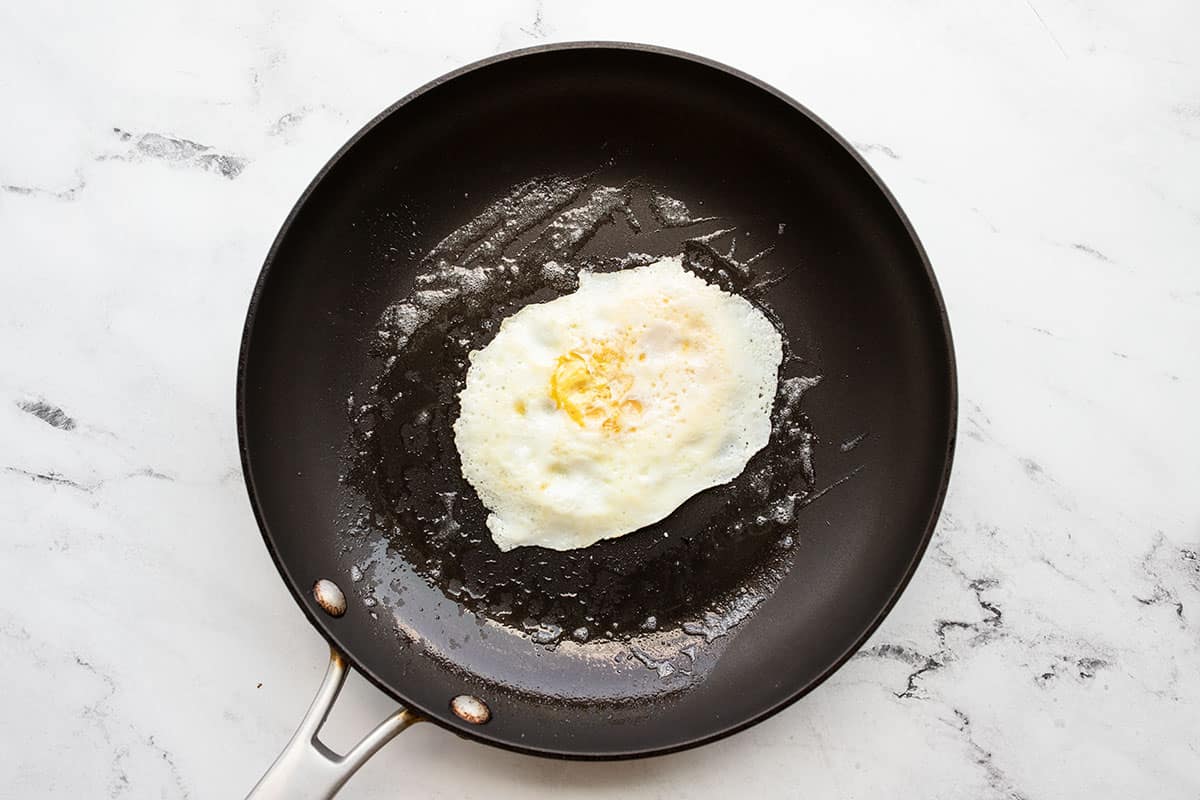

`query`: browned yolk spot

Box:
[549,339,643,432]
[514,399,527,415]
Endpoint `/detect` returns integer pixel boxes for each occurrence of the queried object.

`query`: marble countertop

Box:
[3,2,1198,797]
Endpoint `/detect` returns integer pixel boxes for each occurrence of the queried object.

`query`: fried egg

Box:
[453,256,783,551]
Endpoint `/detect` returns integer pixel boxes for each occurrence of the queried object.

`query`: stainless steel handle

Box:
[247,646,421,800]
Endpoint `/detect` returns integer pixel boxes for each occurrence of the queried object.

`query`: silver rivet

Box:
[450,694,490,724]
[313,579,346,617]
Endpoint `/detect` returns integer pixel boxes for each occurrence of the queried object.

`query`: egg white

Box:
[453,256,783,551]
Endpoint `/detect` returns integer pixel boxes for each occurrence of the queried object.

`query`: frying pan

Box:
[238,42,956,798]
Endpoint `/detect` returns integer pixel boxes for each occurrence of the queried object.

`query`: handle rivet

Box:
[451,694,490,724]
[313,579,347,617]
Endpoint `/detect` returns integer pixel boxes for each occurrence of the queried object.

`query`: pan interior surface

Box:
[239,44,955,758]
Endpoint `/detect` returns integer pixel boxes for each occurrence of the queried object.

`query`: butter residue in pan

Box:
[348,175,821,652]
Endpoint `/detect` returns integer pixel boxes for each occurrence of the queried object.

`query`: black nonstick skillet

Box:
[238,42,956,798]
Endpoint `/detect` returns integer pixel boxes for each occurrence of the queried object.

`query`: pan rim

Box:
[236,40,957,760]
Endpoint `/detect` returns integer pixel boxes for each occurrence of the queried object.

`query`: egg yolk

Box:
[549,340,643,432]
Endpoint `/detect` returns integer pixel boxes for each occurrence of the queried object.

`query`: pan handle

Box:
[247,646,422,800]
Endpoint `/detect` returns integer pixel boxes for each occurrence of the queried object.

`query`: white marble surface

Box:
[2,1,1198,797]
